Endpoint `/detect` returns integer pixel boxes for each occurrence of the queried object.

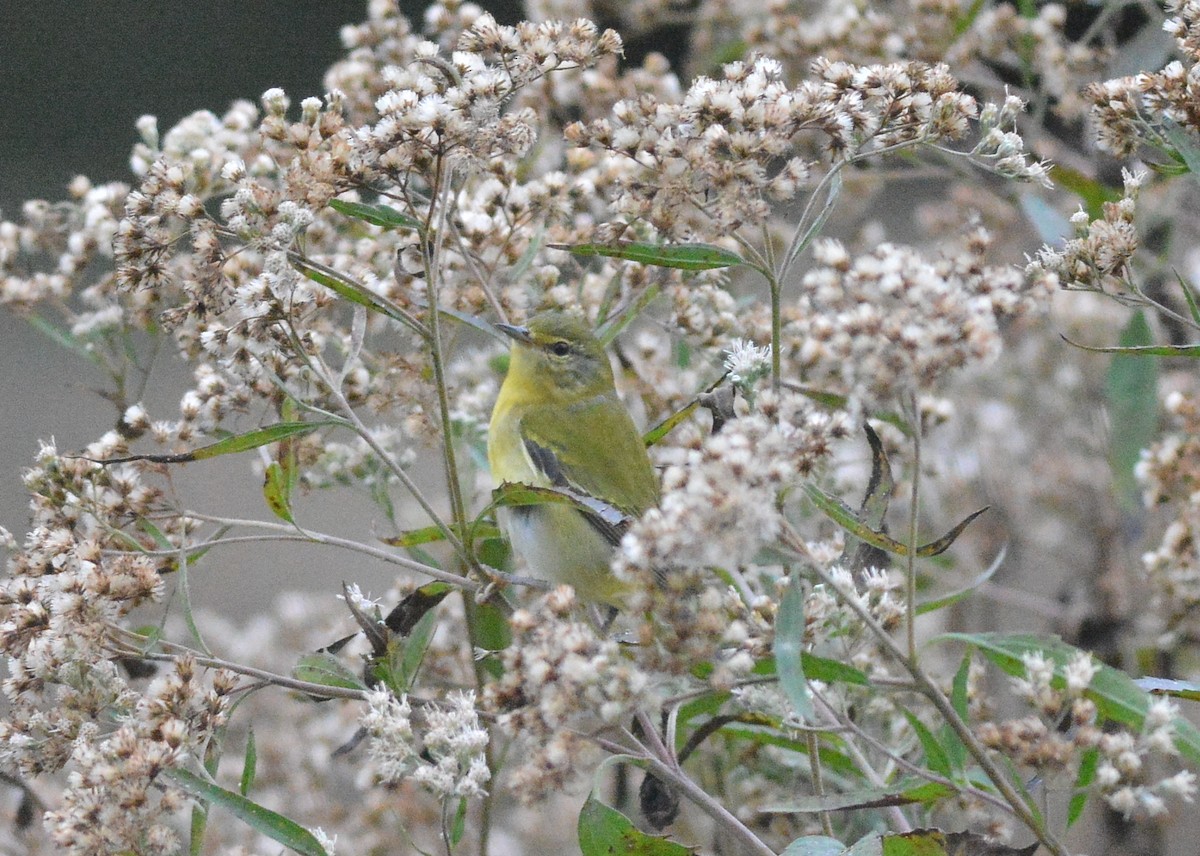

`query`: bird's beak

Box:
[495,322,533,344]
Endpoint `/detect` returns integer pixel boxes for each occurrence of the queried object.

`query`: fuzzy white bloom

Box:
[1063,651,1098,696]
[360,688,417,783]
[724,338,772,386]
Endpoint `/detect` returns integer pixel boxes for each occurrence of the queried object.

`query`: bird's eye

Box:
[550,341,570,357]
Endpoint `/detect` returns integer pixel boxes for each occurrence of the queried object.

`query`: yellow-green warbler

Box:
[487,311,659,605]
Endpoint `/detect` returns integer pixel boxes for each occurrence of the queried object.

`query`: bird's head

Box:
[496,311,615,403]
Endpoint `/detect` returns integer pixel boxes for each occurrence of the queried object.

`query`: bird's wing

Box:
[518,393,658,547]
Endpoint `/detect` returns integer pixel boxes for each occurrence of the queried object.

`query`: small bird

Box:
[487,311,659,605]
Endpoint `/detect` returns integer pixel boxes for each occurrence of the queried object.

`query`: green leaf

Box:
[800,654,869,686]
[294,255,427,337]
[1068,746,1098,827]
[804,484,986,558]
[292,652,367,692]
[1062,333,1200,358]
[782,836,846,856]
[449,796,468,846]
[775,574,814,722]
[1164,123,1200,179]
[484,482,631,535]
[643,400,700,448]
[551,240,745,271]
[953,0,987,37]
[900,710,953,778]
[1019,193,1072,245]
[382,522,501,548]
[380,608,438,693]
[166,768,328,856]
[1105,311,1159,514]
[1050,165,1120,220]
[329,198,423,231]
[577,794,696,855]
[762,778,954,813]
[25,313,101,362]
[916,545,1006,616]
[240,729,257,797]
[939,633,1200,766]
[263,461,295,524]
[1176,269,1200,326]
[81,421,338,466]
[598,282,661,346]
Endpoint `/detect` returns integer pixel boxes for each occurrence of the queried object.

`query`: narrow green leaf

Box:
[598,283,661,347]
[25,313,101,362]
[900,710,953,777]
[915,507,989,557]
[1106,311,1159,514]
[1050,165,1120,220]
[292,652,367,692]
[774,574,814,721]
[166,768,328,856]
[383,581,454,637]
[449,796,468,846]
[550,240,745,271]
[800,654,869,686]
[190,800,208,856]
[329,198,423,231]
[643,399,700,448]
[1164,123,1200,179]
[294,256,427,337]
[1068,747,1098,827]
[953,0,987,37]
[382,522,501,548]
[1062,334,1200,358]
[78,421,337,466]
[917,546,1006,615]
[240,729,257,797]
[577,794,696,856]
[804,483,908,555]
[1176,269,1200,326]
[762,778,954,813]
[192,422,325,461]
[380,608,438,693]
[939,633,1200,766]
[263,462,295,524]
[483,482,631,537]
[805,483,987,559]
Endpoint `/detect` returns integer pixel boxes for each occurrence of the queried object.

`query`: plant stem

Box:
[423,154,475,574]
[178,513,480,591]
[784,525,1069,856]
[640,756,778,856]
[906,392,921,664]
[806,729,834,837]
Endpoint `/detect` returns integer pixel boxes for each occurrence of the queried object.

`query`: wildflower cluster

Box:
[360,687,490,798]
[567,56,981,238]
[482,587,650,800]
[978,650,1197,820]
[1139,389,1200,643]
[5,1,1200,853]
[1087,1,1200,158]
[1027,169,1145,295]
[788,230,1048,411]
